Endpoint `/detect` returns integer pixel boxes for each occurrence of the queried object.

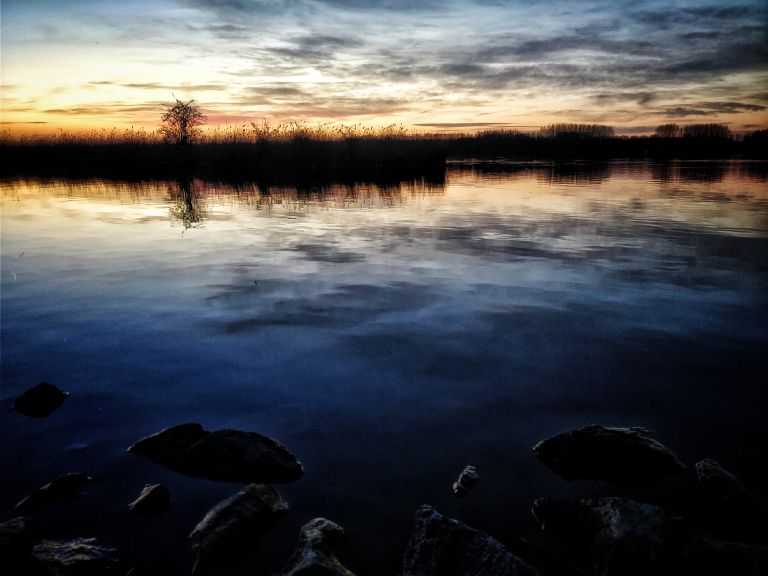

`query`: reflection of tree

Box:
[169,178,207,229]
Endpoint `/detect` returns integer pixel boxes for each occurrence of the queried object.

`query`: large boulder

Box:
[695,459,762,535]
[128,423,303,484]
[13,383,68,418]
[403,505,539,576]
[274,518,356,576]
[189,484,288,576]
[532,496,680,576]
[32,538,118,575]
[533,426,686,489]
[15,473,92,510]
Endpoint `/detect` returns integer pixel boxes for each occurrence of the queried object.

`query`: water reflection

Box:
[169,178,207,229]
[1,161,767,576]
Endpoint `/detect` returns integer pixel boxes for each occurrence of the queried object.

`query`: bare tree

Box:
[160,98,206,145]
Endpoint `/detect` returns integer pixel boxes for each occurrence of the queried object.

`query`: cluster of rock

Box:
[0,516,118,576]
[4,382,767,575]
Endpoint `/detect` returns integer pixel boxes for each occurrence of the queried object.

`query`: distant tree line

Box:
[539,124,616,139]
[653,123,732,139]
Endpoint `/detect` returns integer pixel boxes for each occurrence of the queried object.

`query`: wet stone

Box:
[128,484,170,516]
[32,537,118,575]
[128,423,303,484]
[532,496,680,576]
[189,483,288,576]
[15,473,92,510]
[403,505,539,576]
[533,425,687,490]
[13,382,68,418]
[274,518,356,576]
[452,465,479,496]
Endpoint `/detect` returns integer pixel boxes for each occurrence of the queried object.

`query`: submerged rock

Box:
[189,484,288,576]
[32,538,118,575]
[533,426,687,489]
[532,496,680,576]
[128,423,303,484]
[128,484,170,516]
[13,382,68,418]
[403,505,539,576]
[15,473,92,510]
[274,518,356,576]
[0,516,33,573]
[452,466,479,496]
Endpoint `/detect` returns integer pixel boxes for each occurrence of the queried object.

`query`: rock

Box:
[128,423,303,484]
[13,382,68,418]
[189,484,288,576]
[0,517,34,573]
[452,465,478,496]
[532,496,681,576]
[128,484,170,516]
[533,426,687,489]
[32,538,118,575]
[274,518,356,576]
[673,534,768,575]
[15,473,92,510]
[403,505,539,576]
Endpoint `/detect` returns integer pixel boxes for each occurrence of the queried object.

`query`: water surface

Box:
[2,161,767,574]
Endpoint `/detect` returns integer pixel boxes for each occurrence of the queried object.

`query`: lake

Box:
[1,160,767,574]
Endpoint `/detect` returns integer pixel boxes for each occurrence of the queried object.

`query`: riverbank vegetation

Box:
[1,121,766,182]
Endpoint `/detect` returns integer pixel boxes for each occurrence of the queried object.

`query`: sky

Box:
[1,0,767,135]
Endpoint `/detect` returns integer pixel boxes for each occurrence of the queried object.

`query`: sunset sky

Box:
[2,0,767,135]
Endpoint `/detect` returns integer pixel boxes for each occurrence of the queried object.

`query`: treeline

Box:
[1,123,765,182]
[446,123,766,160]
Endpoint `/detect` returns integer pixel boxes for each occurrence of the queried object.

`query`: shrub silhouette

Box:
[160,98,206,145]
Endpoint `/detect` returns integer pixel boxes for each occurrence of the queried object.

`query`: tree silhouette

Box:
[682,123,731,139]
[539,123,615,138]
[654,123,681,138]
[160,98,206,145]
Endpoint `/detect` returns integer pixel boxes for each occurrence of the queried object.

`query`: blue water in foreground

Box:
[2,161,767,574]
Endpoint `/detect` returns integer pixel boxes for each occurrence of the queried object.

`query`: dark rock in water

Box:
[15,473,92,510]
[532,496,680,576]
[128,423,207,468]
[403,505,539,576]
[128,484,170,516]
[695,459,761,514]
[0,517,34,573]
[13,382,68,418]
[274,518,356,576]
[533,426,687,489]
[534,495,768,575]
[673,534,768,575]
[128,423,303,484]
[32,538,118,575]
[452,465,478,496]
[189,483,288,576]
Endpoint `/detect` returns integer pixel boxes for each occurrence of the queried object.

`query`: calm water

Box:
[2,161,767,574]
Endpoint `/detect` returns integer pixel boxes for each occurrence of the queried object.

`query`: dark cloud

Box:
[662,101,766,118]
[414,122,528,128]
